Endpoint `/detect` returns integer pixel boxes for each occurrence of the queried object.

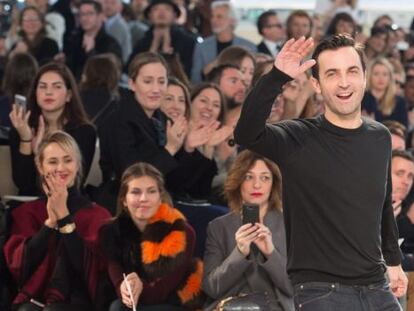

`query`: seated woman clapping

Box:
[202,150,294,311]
[99,162,204,311]
[3,131,111,311]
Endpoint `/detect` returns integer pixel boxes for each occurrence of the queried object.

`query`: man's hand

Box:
[274,36,316,79]
[387,265,408,298]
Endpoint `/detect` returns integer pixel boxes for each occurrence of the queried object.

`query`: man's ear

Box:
[310,76,321,94]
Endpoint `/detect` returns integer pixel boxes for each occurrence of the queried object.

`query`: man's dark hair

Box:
[206,63,240,84]
[311,34,366,80]
[80,0,102,13]
[392,149,414,163]
[257,10,277,36]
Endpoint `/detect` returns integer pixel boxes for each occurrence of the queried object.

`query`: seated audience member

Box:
[405,75,414,111]
[128,0,196,78]
[3,131,111,311]
[26,0,66,50]
[160,77,191,122]
[64,0,122,80]
[191,0,256,83]
[325,12,356,37]
[393,151,414,310]
[252,60,274,87]
[203,150,293,311]
[0,53,38,128]
[111,52,186,180]
[9,62,96,195]
[102,0,132,64]
[373,14,394,29]
[99,162,203,311]
[362,57,408,127]
[79,54,121,129]
[364,26,389,61]
[382,120,407,150]
[256,10,285,58]
[285,10,312,40]
[216,46,256,89]
[206,64,246,110]
[8,6,59,65]
[160,78,222,200]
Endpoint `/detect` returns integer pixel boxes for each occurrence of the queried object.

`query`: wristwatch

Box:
[59,222,76,234]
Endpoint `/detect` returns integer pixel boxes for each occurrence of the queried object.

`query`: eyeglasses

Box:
[79,11,97,17]
[265,23,283,29]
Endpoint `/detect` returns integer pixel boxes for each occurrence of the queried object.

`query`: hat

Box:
[144,0,181,20]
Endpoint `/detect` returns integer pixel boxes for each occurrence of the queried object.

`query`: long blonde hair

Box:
[367,57,396,116]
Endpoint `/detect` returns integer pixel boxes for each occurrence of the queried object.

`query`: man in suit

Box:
[101,0,132,63]
[191,0,257,84]
[256,10,285,58]
[127,0,197,77]
[64,0,122,80]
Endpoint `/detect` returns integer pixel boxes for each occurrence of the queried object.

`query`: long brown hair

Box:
[27,62,91,129]
[115,162,172,218]
[18,6,47,48]
[224,150,282,213]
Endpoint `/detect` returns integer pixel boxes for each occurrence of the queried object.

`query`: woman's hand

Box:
[235,223,259,257]
[165,116,187,155]
[120,272,143,308]
[253,223,275,258]
[9,104,32,141]
[184,120,220,152]
[44,172,69,220]
[206,125,233,147]
[42,178,58,228]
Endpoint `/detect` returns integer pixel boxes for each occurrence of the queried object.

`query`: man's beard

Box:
[225,96,241,110]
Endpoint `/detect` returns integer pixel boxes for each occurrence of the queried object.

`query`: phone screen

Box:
[15,94,27,110]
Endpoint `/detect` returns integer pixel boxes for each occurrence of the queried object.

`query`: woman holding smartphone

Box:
[202,150,293,311]
[4,131,110,311]
[99,162,203,311]
[9,62,96,195]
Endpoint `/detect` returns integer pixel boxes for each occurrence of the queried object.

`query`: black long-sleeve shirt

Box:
[234,66,401,286]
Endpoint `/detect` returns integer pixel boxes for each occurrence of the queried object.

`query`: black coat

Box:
[128,25,196,77]
[104,90,216,200]
[65,27,122,80]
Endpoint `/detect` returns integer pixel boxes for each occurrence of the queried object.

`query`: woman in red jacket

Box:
[4,131,111,311]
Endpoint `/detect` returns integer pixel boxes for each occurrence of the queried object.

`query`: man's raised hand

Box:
[274,37,316,79]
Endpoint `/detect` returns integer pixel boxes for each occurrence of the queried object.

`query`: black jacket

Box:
[65,27,122,80]
[104,90,216,200]
[128,25,196,77]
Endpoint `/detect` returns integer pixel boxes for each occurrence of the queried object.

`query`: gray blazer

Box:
[191,35,257,84]
[202,209,294,311]
[106,14,132,63]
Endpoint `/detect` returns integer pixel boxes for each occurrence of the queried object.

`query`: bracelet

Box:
[20,138,32,143]
[59,222,76,234]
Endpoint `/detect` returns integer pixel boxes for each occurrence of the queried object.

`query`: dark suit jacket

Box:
[257,41,273,56]
[65,26,122,80]
[128,25,196,77]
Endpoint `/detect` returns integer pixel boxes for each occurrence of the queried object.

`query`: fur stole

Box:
[141,203,204,307]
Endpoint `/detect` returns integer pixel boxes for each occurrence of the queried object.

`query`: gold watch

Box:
[59,223,76,234]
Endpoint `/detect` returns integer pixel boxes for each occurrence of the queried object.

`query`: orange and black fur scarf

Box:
[140,203,204,308]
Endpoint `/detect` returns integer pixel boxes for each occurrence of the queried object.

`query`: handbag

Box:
[217,292,270,311]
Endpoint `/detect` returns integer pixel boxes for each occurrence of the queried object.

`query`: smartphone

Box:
[14,94,27,110]
[242,203,259,225]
